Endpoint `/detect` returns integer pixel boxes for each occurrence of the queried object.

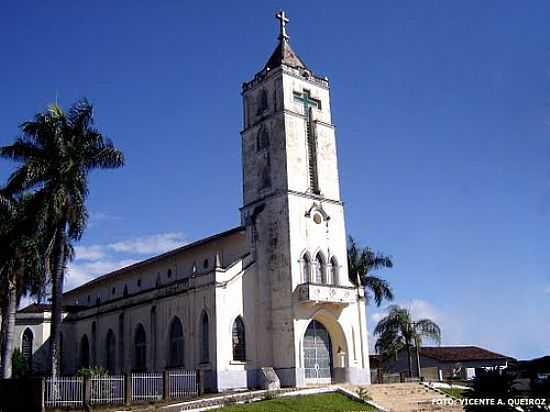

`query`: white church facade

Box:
[14,12,371,391]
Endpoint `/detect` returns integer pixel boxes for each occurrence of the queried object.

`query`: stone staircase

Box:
[352,382,463,412]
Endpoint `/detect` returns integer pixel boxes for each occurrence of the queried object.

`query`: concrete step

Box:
[348,382,463,412]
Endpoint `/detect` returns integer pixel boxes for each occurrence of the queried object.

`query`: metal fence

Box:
[42,370,198,408]
[44,376,84,408]
[131,372,163,401]
[90,375,125,405]
[169,369,198,399]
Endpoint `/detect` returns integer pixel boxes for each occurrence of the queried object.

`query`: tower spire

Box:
[263,10,307,71]
[276,10,289,40]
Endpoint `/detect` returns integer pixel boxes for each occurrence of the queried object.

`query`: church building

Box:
[14,11,371,391]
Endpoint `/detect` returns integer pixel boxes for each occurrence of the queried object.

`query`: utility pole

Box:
[411,321,422,380]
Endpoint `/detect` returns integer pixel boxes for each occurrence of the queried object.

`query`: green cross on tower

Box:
[293,90,322,194]
[293,90,321,118]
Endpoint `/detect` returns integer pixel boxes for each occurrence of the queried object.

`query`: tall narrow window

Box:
[21,328,33,369]
[169,317,185,367]
[80,335,90,369]
[150,306,157,371]
[134,324,147,372]
[232,317,246,362]
[59,332,64,374]
[91,321,97,365]
[315,253,326,284]
[106,329,116,373]
[256,126,269,151]
[118,313,125,373]
[302,253,312,283]
[330,257,339,285]
[256,88,268,114]
[200,312,209,363]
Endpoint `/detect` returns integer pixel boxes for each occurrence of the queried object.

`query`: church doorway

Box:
[303,320,333,384]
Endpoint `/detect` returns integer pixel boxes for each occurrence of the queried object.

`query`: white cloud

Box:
[403,299,442,323]
[65,232,187,291]
[108,232,186,255]
[65,258,138,291]
[74,232,186,262]
[74,245,106,261]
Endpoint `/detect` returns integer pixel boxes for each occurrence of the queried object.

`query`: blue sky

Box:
[1,1,548,360]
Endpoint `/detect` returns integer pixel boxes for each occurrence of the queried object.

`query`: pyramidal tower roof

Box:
[264,11,308,71]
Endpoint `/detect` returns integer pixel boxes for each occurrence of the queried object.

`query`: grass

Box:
[439,387,468,399]
[215,392,375,411]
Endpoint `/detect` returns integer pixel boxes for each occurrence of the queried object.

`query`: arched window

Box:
[330,257,339,285]
[21,328,33,369]
[80,334,90,369]
[232,317,246,362]
[315,253,326,284]
[302,253,312,283]
[134,324,147,371]
[169,317,185,367]
[106,329,116,373]
[200,312,209,363]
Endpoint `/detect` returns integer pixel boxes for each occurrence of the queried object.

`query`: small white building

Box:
[14,12,371,391]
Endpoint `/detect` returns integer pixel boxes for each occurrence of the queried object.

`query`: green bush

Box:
[76,366,108,378]
[11,349,30,378]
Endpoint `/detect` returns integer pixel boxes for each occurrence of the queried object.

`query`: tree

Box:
[0,192,46,378]
[464,368,516,412]
[347,236,394,306]
[0,99,125,376]
[373,305,441,378]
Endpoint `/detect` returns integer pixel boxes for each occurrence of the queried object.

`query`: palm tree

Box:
[374,305,441,378]
[0,99,125,376]
[0,192,46,378]
[347,236,394,306]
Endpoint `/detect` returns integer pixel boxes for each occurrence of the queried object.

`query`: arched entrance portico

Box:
[304,320,333,384]
[301,311,350,385]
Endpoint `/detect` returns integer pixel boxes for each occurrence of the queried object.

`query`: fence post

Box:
[83,376,91,407]
[197,369,202,395]
[124,373,132,405]
[163,370,170,400]
[40,377,46,412]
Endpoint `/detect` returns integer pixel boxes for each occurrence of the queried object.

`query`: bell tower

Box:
[241,11,370,386]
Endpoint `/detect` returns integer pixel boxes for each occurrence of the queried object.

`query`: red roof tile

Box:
[420,346,511,362]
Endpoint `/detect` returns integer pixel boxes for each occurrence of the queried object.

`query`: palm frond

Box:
[415,319,442,345]
[362,275,394,306]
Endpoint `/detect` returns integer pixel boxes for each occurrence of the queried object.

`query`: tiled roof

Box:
[18,303,52,313]
[420,346,511,362]
[18,303,84,313]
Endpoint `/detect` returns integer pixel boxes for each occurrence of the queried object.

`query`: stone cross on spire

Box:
[276,10,289,40]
